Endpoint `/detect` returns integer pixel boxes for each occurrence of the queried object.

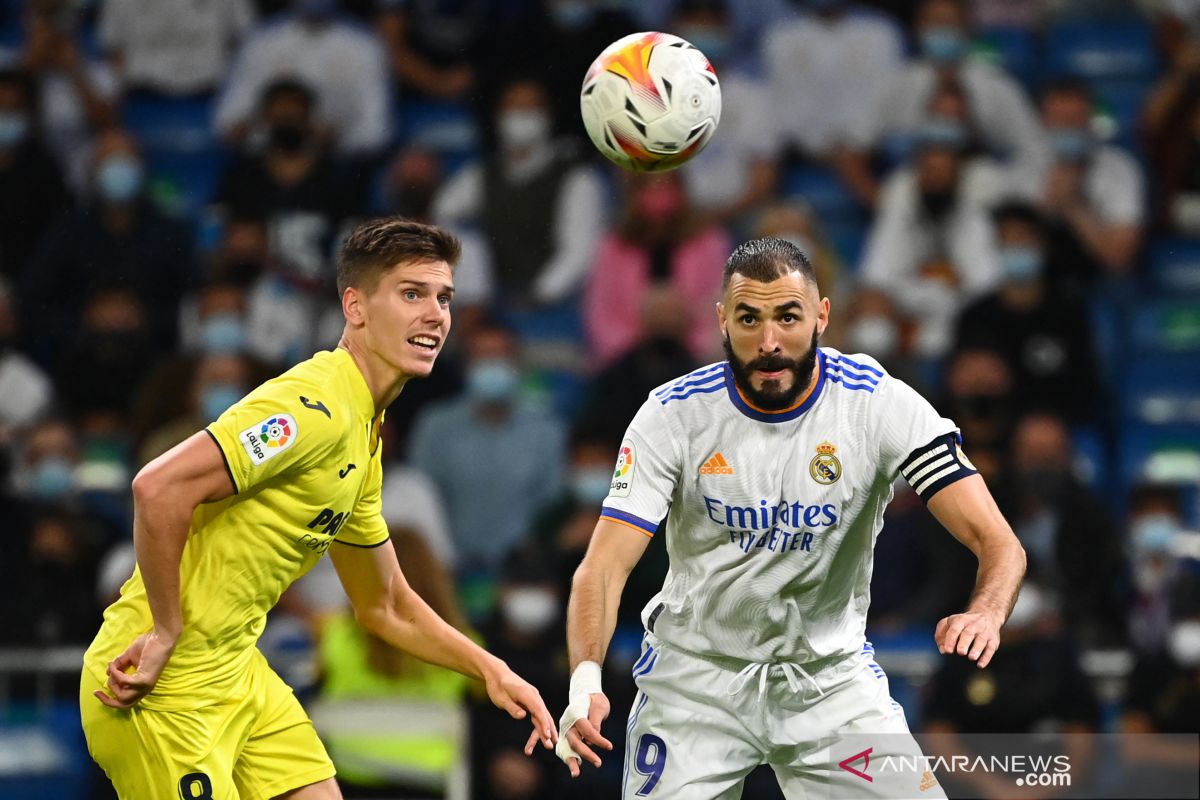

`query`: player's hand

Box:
[94,630,176,709]
[935,610,1002,668]
[483,666,557,754]
[556,691,613,778]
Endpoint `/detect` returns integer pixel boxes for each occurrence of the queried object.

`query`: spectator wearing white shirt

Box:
[99,0,256,97]
[859,119,1002,360]
[0,278,53,437]
[214,0,392,157]
[1033,77,1144,292]
[671,0,781,229]
[840,0,1045,207]
[762,0,904,161]
[433,78,604,308]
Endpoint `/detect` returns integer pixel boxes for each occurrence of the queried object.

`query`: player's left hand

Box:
[935,610,1002,668]
[482,667,556,754]
[94,629,176,708]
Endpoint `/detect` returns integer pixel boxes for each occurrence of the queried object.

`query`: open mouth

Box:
[408,334,439,353]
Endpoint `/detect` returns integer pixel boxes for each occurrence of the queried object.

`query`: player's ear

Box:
[342,285,366,327]
[817,296,831,337]
[716,301,726,338]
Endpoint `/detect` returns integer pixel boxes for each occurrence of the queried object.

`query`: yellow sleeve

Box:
[335,448,390,548]
[206,381,341,494]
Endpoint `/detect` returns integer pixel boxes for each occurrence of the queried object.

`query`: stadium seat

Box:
[975,27,1040,90]
[1090,78,1153,150]
[1045,22,1158,82]
[394,99,479,174]
[783,165,859,222]
[122,94,225,219]
[1148,238,1200,296]
[1130,299,1200,355]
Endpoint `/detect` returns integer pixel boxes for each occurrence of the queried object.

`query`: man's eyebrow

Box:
[773,300,803,313]
[734,302,761,315]
[397,280,455,294]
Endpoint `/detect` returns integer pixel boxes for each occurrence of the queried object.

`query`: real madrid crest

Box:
[810,441,841,485]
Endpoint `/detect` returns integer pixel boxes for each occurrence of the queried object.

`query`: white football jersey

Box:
[601,347,976,665]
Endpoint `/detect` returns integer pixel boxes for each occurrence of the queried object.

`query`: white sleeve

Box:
[431,163,483,225]
[97,0,127,52]
[533,165,606,303]
[858,171,918,291]
[871,371,976,502]
[214,33,268,137]
[341,35,392,153]
[599,397,682,537]
[1092,150,1145,225]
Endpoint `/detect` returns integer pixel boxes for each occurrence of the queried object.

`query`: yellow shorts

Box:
[80,650,335,800]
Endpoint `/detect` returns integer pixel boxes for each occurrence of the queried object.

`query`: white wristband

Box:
[569,660,603,696]
[556,660,604,764]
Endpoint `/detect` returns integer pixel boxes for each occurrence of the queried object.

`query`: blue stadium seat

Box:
[975,27,1040,89]
[1045,22,1158,81]
[783,165,859,222]
[1090,78,1152,150]
[1130,299,1200,355]
[1148,238,1200,296]
[122,94,224,218]
[394,99,479,171]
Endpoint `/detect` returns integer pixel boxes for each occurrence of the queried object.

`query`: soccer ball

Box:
[580,31,721,172]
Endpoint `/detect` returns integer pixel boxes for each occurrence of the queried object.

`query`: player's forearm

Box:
[965,536,1026,626]
[367,586,502,682]
[565,559,626,670]
[131,488,193,642]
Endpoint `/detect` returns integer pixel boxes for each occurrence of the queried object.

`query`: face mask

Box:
[268,122,307,153]
[1000,245,1044,283]
[1048,128,1092,162]
[501,587,558,635]
[570,466,613,505]
[0,111,29,148]
[1131,513,1179,555]
[1006,584,1045,628]
[677,26,729,65]
[466,359,519,403]
[918,116,967,150]
[96,154,144,204]
[201,313,247,354]
[32,456,75,499]
[921,26,969,64]
[550,0,595,30]
[200,382,243,422]
[498,109,551,151]
[1167,620,1200,667]
[849,315,898,359]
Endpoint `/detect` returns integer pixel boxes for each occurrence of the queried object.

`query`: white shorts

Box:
[621,632,946,799]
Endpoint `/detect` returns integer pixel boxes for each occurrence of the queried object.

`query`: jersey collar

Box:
[723,350,826,423]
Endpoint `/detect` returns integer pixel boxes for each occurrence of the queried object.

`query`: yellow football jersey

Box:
[84,348,390,711]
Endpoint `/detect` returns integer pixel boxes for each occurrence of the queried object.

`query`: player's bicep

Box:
[581,518,653,580]
[926,473,1014,556]
[330,537,402,622]
[135,431,236,506]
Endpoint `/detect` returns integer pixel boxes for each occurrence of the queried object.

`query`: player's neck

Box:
[336,337,409,414]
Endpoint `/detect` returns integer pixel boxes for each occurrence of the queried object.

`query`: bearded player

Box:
[554,238,1026,798]
[82,219,557,800]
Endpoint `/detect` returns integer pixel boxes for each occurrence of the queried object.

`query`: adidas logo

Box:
[700,452,734,475]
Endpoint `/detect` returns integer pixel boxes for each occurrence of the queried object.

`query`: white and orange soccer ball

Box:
[580,31,722,172]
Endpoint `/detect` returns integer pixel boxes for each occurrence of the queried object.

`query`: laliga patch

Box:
[240,413,297,465]
[610,441,635,497]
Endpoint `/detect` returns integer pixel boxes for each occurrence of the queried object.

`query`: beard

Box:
[724,329,821,411]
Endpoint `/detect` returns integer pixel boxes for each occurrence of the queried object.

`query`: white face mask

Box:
[849,315,899,359]
[498,109,551,151]
[501,587,558,635]
[1006,583,1046,628]
[1167,620,1200,667]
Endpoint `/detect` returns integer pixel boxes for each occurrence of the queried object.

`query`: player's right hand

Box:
[94,630,176,709]
[556,691,613,778]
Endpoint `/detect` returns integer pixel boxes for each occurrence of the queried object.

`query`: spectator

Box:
[1142,41,1200,235]
[1126,483,1192,654]
[23,128,196,364]
[584,171,730,367]
[99,0,256,97]
[138,353,253,465]
[215,78,363,292]
[8,417,81,504]
[0,68,69,285]
[0,0,119,190]
[858,119,1002,360]
[671,0,780,227]
[214,0,392,157]
[1033,77,1144,291]
[375,0,488,101]
[407,320,566,574]
[1124,605,1200,734]
[0,278,54,435]
[954,200,1101,424]
[633,0,787,75]
[178,280,252,356]
[940,347,1015,453]
[433,77,604,309]
[838,289,924,390]
[1003,413,1126,646]
[579,285,699,444]
[763,0,903,166]
[841,0,1045,206]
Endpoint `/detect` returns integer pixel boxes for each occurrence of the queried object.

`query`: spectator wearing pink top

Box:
[584,172,731,367]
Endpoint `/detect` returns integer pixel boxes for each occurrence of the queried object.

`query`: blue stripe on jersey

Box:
[654,363,724,397]
[660,382,725,404]
[657,373,725,400]
[836,355,884,377]
[600,506,659,535]
[631,644,656,675]
[827,373,877,393]
[826,360,880,385]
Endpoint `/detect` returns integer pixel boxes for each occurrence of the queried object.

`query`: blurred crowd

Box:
[0,0,1198,797]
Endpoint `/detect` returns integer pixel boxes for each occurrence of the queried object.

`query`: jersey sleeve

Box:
[872,371,977,503]
[206,382,341,494]
[599,397,683,538]
[335,449,390,548]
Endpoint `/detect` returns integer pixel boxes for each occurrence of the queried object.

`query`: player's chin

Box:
[399,350,439,377]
